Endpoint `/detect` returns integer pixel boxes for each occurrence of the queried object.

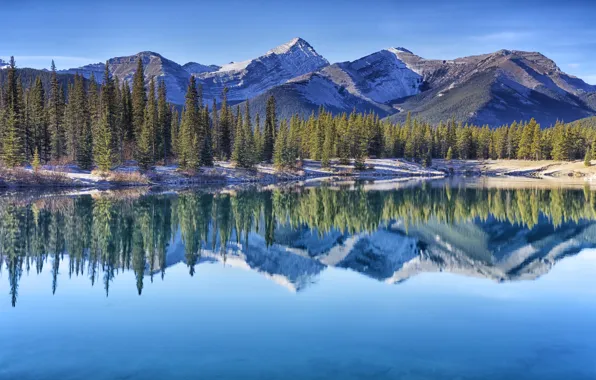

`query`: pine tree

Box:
[72,74,93,169]
[585,147,592,167]
[94,63,117,171]
[32,147,41,172]
[138,78,157,170]
[273,119,288,169]
[94,110,113,172]
[321,121,332,168]
[2,57,24,167]
[48,60,65,161]
[530,120,542,160]
[170,107,180,159]
[263,95,276,162]
[446,146,453,161]
[219,87,232,160]
[200,105,213,166]
[157,79,170,161]
[28,76,48,162]
[131,57,146,143]
[178,76,199,169]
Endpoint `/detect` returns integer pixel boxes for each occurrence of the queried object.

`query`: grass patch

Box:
[0,167,75,187]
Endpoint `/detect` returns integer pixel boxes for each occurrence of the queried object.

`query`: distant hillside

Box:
[0,67,85,94]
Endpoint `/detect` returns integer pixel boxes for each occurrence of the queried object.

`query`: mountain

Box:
[182,62,220,75]
[196,37,330,103]
[58,41,596,126]
[242,47,424,120]
[0,58,9,69]
[247,47,596,127]
[60,51,191,104]
[385,49,596,126]
[61,38,329,106]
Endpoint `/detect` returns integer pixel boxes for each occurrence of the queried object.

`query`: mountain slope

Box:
[60,51,191,104]
[182,62,220,75]
[240,47,422,119]
[242,72,393,120]
[386,49,596,126]
[196,37,329,103]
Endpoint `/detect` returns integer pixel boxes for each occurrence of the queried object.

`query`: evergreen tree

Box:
[48,60,65,161]
[170,107,180,158]
[138,78,157,170]
[28,77,48,162]
[178,76,199,169]
[273,119,288,169]
[446,146,453,161]
[321,121,332,168]
[200,104,213,166]
[131,57,146,142]
[72,74,93,169]
[2,57,24,167]
[263,95,276,162]
[157,79,170,161]
[32,148,41,172]
[585,147,592,167]
[530,120,542,160]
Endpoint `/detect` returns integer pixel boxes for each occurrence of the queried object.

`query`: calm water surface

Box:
[1,180,595,380]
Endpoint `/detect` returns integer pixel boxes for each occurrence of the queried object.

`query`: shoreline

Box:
[1,158,595,191]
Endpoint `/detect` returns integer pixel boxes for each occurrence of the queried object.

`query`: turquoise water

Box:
[1,182,596,379]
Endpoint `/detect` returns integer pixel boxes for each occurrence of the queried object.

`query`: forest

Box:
[1,56,596,172]
[2,184,596,306]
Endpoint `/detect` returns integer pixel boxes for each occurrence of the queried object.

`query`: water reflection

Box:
[2,181,596,306]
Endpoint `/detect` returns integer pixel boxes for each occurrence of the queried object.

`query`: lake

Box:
[1,179,595,380]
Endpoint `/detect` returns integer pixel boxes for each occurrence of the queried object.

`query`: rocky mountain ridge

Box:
[52,38,596,126]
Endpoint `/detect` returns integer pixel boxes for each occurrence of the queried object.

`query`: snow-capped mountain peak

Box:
[196,37,330,102]
[266,37,315,56]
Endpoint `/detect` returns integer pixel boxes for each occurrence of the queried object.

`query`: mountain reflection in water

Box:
[2,181,596,306]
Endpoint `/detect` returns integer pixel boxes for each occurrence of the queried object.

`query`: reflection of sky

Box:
[1,249,595,379]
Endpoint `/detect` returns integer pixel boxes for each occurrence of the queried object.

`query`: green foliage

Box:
[585,147,592,167]
[32,148,41,172]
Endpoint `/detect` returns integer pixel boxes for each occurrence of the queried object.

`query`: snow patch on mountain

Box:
[182,62,220,75]
[197,37,330,102]
[0,59,9,69]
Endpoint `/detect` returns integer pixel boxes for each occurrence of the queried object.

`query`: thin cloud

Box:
[568,63,581,69]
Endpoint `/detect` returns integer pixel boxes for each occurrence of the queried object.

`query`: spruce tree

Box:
[263,95,276,162]
[29,77,48,162]
[274,119,288,169]
[179,76,199,169]
[585,147,592,167]
[131,57,146,142]
[2,57,24,167]
[72,74,93,169]
[200,105,213,166]
[138,78,157,170]
[170,107,180,159]
[94,110,113,172]
[446,146,453,161]
[48,60,65,161]
[157,79,170,161]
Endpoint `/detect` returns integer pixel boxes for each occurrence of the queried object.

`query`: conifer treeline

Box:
[2,56,596,170]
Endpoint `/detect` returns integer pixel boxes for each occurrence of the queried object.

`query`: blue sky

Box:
[3,0,596,84]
